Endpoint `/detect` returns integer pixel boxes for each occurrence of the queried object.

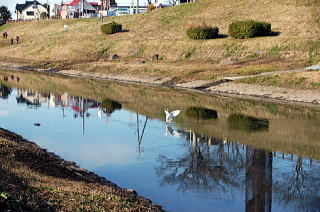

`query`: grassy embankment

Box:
[1,70,320,160]
[0,0,319,84]
[239,69,320,90]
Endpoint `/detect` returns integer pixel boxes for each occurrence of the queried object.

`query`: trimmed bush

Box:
[228,20,271,39]
[227,114,269,131]
[186,107,218,120]
[101,22,122,35]
[187,26,219,40]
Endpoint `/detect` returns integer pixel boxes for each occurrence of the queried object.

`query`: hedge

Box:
[227,114,269,131]
[228,20,271,39]
[101,22,122,35]
[187,26,219,40]
[186,107,218,120]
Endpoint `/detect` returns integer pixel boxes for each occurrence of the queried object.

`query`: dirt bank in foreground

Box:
[0,128,164,211]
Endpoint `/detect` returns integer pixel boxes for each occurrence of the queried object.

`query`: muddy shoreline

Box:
[0,62,319,109]
[0,128,164,211]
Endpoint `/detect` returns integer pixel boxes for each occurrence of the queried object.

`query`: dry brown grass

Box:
[240,69,320,90]
[0,0,319,81]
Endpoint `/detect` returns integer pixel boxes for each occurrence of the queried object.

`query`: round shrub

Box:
[187,26,219,40]
[186,107,218,120]
[228,20,271,39]
[101,22,122,35]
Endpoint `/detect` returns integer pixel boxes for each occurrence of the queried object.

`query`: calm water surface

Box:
[0,74,319,212]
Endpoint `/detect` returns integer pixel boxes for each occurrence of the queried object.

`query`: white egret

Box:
[165,108,180,123]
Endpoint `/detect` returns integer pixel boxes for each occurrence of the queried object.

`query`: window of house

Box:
[32,5,36,9]
[26,11,35,16]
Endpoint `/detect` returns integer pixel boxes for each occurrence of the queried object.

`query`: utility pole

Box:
[136,0,139,14]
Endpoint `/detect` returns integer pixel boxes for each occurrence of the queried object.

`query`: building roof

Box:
[16,1,43,11]
[89,2,100,6]
[62,0,97,11]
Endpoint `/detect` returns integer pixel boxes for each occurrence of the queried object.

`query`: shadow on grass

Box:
[269,31,281,37]
[217,34,229,39]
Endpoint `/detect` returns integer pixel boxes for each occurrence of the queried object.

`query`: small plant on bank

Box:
[186,24,219,40]
[228,20,271,39]
[101,22,122,35]
[147,4,156,11]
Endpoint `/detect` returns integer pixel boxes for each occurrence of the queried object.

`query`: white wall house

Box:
[49,3,62,18]
[15,1,48,21]
[61,0,98,19]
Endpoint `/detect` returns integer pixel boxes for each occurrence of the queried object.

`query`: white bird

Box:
[165,108,180,123]
[64,25,68,30]
[165,125,183,138]
[223,138,227,145]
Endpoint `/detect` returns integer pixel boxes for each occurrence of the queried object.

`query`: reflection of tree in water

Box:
[273,156,320,211]
[101,98,122,115]
[156,132,246,194]
[185,107,218,120]
[245,148,272,212]
[0,85,12,99]
[228,114,269,131]
[157,128,320,211]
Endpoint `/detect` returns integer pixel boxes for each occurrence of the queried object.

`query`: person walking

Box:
[10,38,14,46]
[16,36,20,44]
[2,32,8,39]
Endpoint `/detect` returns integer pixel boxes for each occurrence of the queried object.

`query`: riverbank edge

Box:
[0,127,164,211]
[0,62,319,109]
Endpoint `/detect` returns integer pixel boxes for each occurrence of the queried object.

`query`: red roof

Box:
[62,0,80,6]
[69,0,80,6]
[89,2,99,6]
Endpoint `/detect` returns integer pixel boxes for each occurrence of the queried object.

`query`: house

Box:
[89,2,102,11]
[108,6,147,16]
[49,3,62,18]
[177,0,197,4]
[61,0,98,19]
[15,1,48,21]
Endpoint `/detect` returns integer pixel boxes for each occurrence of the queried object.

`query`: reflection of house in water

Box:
[16,89,100,119]
[49,92,69,108]
[16,89,48,107]
[167,125,226,147]
[16,88,101,134]
[68,96,100,118]
[0,85,12,99]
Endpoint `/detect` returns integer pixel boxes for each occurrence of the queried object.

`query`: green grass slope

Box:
[0,0,319,65]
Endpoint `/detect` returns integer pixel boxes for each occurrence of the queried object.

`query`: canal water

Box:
[0,71,319,212]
